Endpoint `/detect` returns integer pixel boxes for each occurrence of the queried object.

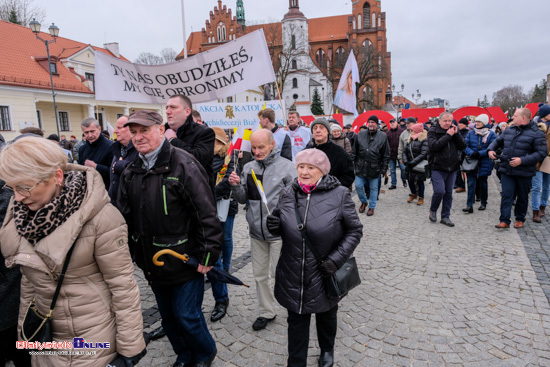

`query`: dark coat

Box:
[464,129,497,177]
[0,180,19,331]
[212,153,238,217]
[78,133,114,189]
[487,120,547,177]
[402,130,429,181]
[109,140,139,204]
[305,140,355,188]
[273,175,363,314]
[169,114,215,190]
[385,127,404,160]
[354,129,390,179]
[117,139,222,286]
[427,124,466,172]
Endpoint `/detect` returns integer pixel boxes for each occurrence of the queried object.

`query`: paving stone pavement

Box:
[137,175,550,367]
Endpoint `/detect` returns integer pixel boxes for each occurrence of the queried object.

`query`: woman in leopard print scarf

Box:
[0,137,146,366]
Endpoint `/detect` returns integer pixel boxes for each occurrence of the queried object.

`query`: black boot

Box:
[211,299,229,322]
[318,350,334,367]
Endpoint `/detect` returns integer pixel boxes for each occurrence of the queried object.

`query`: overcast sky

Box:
[33,0,549,108]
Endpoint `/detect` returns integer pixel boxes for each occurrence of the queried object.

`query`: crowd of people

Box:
[0,98,549,367]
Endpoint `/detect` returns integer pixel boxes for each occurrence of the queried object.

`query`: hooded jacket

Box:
[488,120,547,177]
[354,128,390,179]
[232,145,297,241]
[273,175,363,314]
[427,123,466,172]
[0,165,145,366]
[118,139,222,286]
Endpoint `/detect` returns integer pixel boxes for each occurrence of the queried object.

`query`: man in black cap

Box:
[118,110,222,367]
[344,123,357,148]
[354,115,390,216]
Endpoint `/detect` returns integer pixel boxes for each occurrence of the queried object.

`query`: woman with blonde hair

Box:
[0,137,146,366]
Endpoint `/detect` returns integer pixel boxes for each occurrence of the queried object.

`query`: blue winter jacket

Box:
[464,129,497,177]
[487,120,547,177]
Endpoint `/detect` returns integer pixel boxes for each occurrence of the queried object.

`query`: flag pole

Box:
[274,79,288,127]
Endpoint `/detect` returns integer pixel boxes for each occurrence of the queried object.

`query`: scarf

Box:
[474,127,491,144]
[298,177,323,194]
[14,170,87,245]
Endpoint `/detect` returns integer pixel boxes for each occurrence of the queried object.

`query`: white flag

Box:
[333,52,360,117]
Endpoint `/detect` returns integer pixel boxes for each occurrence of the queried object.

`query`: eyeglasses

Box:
[3,181,41,198]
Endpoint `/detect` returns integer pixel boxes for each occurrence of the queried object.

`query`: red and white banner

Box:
[95,29,276,105]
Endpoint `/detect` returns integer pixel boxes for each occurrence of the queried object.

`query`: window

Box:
[315,49,326,68]
[363,3,371,29]
[227,96,233,102]
[85,72,95,92]
[362,85,374,111]
[372,13,376,28]
[0,106,11,130]
[292,60,297,69]
[94,113,104,127]
[50,62,57,74]
[352,16,356,30]
[357,14,362,30]
[292,78,298,88]
[116,113,124,119]
[335,47,346,68]
[246,96,249,102]
[59,111,70,131]
[217,23,226,42]
[291,35,296,50]
[361,39,373,58]
[36,110,43,130]
[378,54,382,72]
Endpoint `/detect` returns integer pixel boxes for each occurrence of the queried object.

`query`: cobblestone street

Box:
[138,176,550,366]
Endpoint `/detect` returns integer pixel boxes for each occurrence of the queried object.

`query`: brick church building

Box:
[178,0,392,116]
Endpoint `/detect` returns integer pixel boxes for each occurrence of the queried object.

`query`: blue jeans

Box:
[389,159,405,186]
[355,176,379,209]
[430,170,457,219]
[531,171,550,210]
[466,174,488,207]
[500,173,531,225]
[209,215,235,302]
[152,277,217,364]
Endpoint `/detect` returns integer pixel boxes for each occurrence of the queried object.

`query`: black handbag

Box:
[21,243,76,342]
[294,194,361,300]
[409,145,428,173]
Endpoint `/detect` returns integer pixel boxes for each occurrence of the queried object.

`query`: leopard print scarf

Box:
[14,170,87,245]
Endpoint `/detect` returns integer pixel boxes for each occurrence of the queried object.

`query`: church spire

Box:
[236,0,245,26]
[283,0,305,20]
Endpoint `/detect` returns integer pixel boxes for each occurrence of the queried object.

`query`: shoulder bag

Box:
[294,195,360,300]
[461,156,479,172]
[21,243,76,343]
[409,144,428,173]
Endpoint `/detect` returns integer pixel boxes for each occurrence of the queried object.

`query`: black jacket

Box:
[427,124,466,172]
[273,175,363,314]
[403,131,429,181]
[488,121,547,177]
[305,140,355,188]
[117,139,222,286]
[354,129,390,179]
[109,140,139,205]
[385,127,404,160]
[78,133,113,189]
[169,115,215,190]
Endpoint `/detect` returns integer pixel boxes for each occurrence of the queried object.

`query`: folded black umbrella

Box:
[152,250,248,287]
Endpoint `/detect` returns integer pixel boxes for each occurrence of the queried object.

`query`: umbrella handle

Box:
[152,250,189,266]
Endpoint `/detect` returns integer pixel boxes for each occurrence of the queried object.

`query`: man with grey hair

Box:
[78,117,113,189]
[427,112,466,227]
[228,129,296,331]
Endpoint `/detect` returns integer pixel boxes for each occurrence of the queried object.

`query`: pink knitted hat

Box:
[295,148,331,175]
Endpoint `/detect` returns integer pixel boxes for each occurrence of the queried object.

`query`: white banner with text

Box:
[195,101,286,129]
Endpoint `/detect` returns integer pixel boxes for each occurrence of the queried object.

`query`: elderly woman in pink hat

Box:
[266,148,363,367]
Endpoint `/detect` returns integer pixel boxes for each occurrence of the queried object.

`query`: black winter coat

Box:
[305,140,355,188]
[402,131,429,181]
[385,127,404,160]
[109,140,139,204]
[117,139,222,286]
[273,175,363,314]
[0,180,20,331]
[427,124,466,172]
[212,153,238,217]
[78,133,113,189]
[169,114,215,190]
[354,129,390,179]
[487,121,547,177]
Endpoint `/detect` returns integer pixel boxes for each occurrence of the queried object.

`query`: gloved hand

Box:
[470,151,480,159]
[266,214,281,236]
[107,348,147,367]
[318,259,338,278]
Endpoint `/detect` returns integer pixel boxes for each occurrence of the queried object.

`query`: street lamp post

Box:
[29,19,60,137]
[392,83,405,97]
[412,89,421,105]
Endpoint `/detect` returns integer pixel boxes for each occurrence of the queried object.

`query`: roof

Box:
[0,20,127,94]
[180,13,349,59]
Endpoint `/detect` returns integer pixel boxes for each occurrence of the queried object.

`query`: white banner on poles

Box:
[195,101,285,129]
[95,29,276,105]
